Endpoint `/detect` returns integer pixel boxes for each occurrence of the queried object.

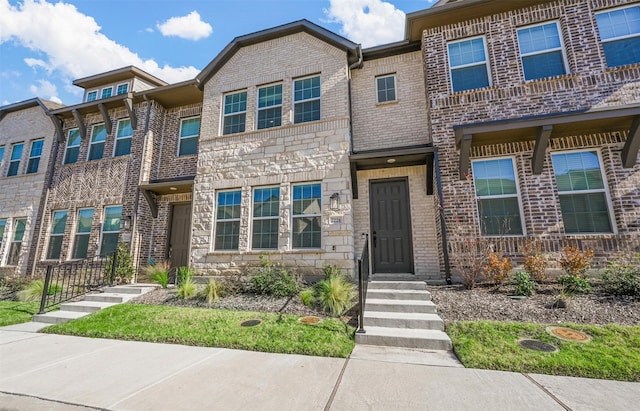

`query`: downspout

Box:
[347,44,363,155]
[434,149,452,284]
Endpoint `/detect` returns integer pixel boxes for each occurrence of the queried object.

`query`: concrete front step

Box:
[367,289,431,301]
[365,298,437,314]
[60,301,116,313]
[355,327,452,350]
[84,293,139,303]
[104,286,145,294]
[32,310,89,324]
[363,311,443,330]
[367,281,427,291]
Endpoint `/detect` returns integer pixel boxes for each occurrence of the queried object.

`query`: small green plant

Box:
[513,271,535,296]
[299,288,316,307]
[17,280,62,302]
[300,266,356,316]
[176,266,194,285]
[559,245,594,278]
[483,251,512,285]
[250,255,300,297]
[523,240,547,282]
[559,275,591,295]
[177,276,197,299]
[202,278,224,304]
[143,261,170,288]
[602,256,640,297]
[105,243,135,284]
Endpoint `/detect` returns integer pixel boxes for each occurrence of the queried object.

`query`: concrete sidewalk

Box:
[1,328,639,410]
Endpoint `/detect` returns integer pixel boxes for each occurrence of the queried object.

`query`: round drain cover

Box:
[299,316,322,324]
[240,319,262,327]
[518,339,558,352]
[546,326,592,342]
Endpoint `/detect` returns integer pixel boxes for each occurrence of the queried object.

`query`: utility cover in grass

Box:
[299,316,322,324]
[546,326,592,342]
[517,338,558,353]
[240,319,262,327]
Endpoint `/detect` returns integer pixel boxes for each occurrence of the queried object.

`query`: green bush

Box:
[143,262,170,288]
[176,266,194,285]
[105,243,135,284]
[300,266,356,316]
[514,271,535,296]
[177,277,197,299]
[602,258,640,297]
[250,256,300,297]
[559,275,591,295]
[17,280,62,302]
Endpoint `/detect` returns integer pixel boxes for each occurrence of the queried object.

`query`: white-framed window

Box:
[215,190,242,250]
[100,87,113,99]
[447,36,491,92]
[0,219,6,259]
[87,124,106,161]
[116,83,129,95]
[86,90,98,102]
[595,5,640,68]
[7,143,23,177]
[72,208,93,259]
[0,146,5,172]
[376,74,397,103]
[222,91,247,135]
[252,186,280,250]
[257,84,282,130]
[178,116,200,156]
[471,158,525,236]
[100,205,121,256]
[293,75,321,124]
[114,119,133,157]
[64,128,81,165]
[551,150,615,234]
[26,139,44,174]
[46,210,68,260]
[292,183,321,248]
[517,21,568,80]
[7,218,27,266]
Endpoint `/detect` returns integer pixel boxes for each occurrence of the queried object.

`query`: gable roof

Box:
[73,66,167,89]
[196,19,360,89]
[0,97,65,122]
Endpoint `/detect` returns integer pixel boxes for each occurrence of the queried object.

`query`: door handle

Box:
[372,231,377,248]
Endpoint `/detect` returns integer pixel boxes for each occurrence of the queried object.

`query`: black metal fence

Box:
[38,253,116,314]
[356,233,370,334]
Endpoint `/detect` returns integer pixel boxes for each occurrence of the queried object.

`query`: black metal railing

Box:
[356,233,370,334]
[38,253,116,314]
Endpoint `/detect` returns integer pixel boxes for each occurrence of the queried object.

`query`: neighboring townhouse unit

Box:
[407,0,640,275]
[0,98,63,275]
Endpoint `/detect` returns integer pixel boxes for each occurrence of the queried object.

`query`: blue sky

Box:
[0,0,435,106]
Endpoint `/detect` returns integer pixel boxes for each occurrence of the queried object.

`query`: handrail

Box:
[356,233,370,334]
[38,252,117,314]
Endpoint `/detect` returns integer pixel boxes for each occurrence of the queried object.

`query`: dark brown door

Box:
[169,203,191,268]
[370,178,414,274]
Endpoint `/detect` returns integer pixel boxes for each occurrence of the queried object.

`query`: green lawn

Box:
[44,304,355,358]
[0,301,42,326]
[447,321,640,382]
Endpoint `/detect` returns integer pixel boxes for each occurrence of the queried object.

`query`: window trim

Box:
[87,123,107,161]
[115,82,129,95]
[113,118,133,157]
[251,186,280,250]
[86,90,98,102]
[517,20,569,81]
[471,156,526,237]
[26,139,44,174]
[293,75,321,124]
[0,146,5,171]
[550,148,617,235]
[72,208,94,260]
[7,218,27,266]
[0,218,7,265]
[7,142,24,177]
[46,210,68,260]
[177,116,200,156]
[214,189,242,251]
[375,74,397,104]
[595,4,640,68]
[256,83,283,130]
[447,35,492,93]
[100,86,113,99]
[222,90,248,135]
[63,128,81,165]
[291,182,322,249]
[99,205,122,257]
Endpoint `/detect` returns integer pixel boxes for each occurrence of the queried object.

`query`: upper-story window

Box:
[293,76,320,124]
[376,74,397,103]
[64,128,81,165]
[223,91,247,135]
[26,139,44,174]
[595,5,640,68]
[178,116,200,156]
[7,143,23,177]
[116,83,129,95]
[0,146,5,171]
[88,124,106,161]
[101,87,113,99]
[86,91,98,102]
[257,84,283,130]
[517,21,568,80]
[114,119,133,157]
[447,37,491,92]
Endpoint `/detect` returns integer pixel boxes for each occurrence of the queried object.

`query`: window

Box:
[517,21,567,80]
[222,91,247,135]
[86,91,98,102]
[215,190,241,250]
[472,158,524,236]
[178,117,200,156]
[376,74,396,103]
[64,129,81,165]
[26,139,44,174]
[292,183,321,248]
[293,76,320,123]
[72,208,93,259]
[0,219,6,253]
[88,124,106,161]
[551,151,614,234]
[114,119,133,156]
[257,84,282,130]
[116,83,129,95]
[0,146,5,170]
[101,87,113,99]
[7,143,23,177]
[7,218,26,266]
[46,210,67,260]
[596,5,640,67]
[100,205,122,256]
[447,37,490,92]
[252,187,280,249]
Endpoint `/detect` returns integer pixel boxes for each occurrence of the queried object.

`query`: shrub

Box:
[315,267,356,316]
[299,288,316,307]
[483,252,512,285]
[514,272,535,296]
[202,278,225,304]
[559,245,594,278]
[176,266,194,285]
[450,238,492,289]
[105,243,135,284]
[17,280,62,302]
[523,240,547,282]
[143,261,170,288]
[602,256,640,297]
[559,275,591,295]
[177,277,197,299]
[250,256,300,297]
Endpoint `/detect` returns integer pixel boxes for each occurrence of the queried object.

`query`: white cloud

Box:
[324,0,405,47]
[0,0,199,87]
[28,79,62,103]
[157,11,212,41]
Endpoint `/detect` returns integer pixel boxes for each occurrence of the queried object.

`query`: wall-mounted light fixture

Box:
[120,215,132,230]
[330,193,340,211]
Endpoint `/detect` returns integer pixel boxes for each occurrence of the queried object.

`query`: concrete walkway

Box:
[1,328,639,410]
